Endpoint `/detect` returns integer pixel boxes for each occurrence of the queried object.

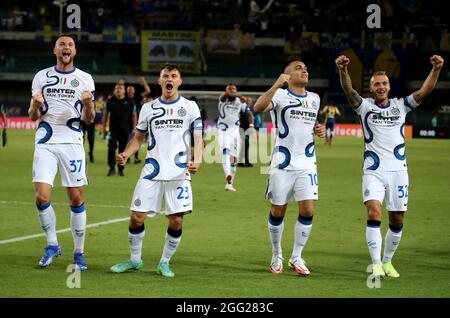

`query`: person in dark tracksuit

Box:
[103,84,134,176]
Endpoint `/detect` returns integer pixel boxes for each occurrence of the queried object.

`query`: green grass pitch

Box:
[0,129,449,298]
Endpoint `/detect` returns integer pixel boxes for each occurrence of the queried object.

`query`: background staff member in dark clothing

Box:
[238,96,254,167]
[103,84,134,176]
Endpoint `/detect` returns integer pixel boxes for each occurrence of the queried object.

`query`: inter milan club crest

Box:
[391,107,400,116]
[364,189,370,197]
[71,79,79,87]
[134,198,141,206]
[312,100,318,110]
[178,107,187,117]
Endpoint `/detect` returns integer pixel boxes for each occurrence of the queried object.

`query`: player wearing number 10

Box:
[254,56,325,276]
[335,54,444,279]
[28,34,95,271]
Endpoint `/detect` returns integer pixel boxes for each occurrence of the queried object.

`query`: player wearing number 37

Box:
[335,54,444,279]
[28,34,95,271]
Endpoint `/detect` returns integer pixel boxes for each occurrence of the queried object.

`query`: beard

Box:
[228,96,236,101]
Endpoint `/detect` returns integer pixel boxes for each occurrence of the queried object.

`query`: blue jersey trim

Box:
[54,66,76,74]
[36,121,53,144]
[393,143,406,160]
[362,112,374,143]
[143,158,160,180]
[364,151,380,170]
[158,95,180,105]
[287,88,307,98]
[136,127,147,133]
[274,146,291,169]
[174,130,190,168]
[375,101,390,109]
[305,142,315,158]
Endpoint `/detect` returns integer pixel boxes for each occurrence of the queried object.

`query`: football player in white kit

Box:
[218,83,253,192]
[335,54,444,279]
[110,64,203,277]
[254,57,325,276]
[28,34,95,271]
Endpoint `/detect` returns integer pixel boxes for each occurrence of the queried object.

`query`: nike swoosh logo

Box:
[314,192,318,195]
[77,178,83,182]
[183,203,191,207]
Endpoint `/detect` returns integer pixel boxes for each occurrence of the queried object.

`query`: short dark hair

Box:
[54,33,76,46]
[281,56,303,73]
[160,63,181,74]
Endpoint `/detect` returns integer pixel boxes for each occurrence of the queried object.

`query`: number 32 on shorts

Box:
[398,185,408,198]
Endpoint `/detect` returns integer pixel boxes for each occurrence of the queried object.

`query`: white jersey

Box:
[355,95,419,172]
[217,97,250,133]
[31,66,95,145]
[136,96,203,181]
[270,88,320,171]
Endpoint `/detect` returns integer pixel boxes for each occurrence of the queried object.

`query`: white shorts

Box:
[32,143,87,187]
[362,170,409,211]
[218,130,240,158]
[265,169,318,205]
[130,178,193,217]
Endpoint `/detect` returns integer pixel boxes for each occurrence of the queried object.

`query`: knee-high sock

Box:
[366,220,382,265]
[129,224,145,263]
[268,213,284,256]
[70,204,86,253]
[382,224,403,263]
[291,216,313,260]
[222,150,231,177]
[37,202,58,246]
[160,227,182,263]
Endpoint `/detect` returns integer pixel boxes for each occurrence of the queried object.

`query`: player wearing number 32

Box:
[28,34,95,271]
[335,54,444,279]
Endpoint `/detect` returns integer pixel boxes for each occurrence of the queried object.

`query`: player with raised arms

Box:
[28,34,95,270]
[335,54,444,278]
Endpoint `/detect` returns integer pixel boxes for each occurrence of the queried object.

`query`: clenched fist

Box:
[32,92,44,107]
[430,55,444,70]
[335,55,350,70]
[275,73,291,88]
[81,91,93,105]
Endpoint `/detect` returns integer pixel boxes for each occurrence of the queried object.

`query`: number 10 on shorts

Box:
[308,173,318,186]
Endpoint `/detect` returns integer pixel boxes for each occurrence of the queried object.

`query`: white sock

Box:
[291,217,313,260]
[129,226,145,263]
[222,151,231,177]
[230,162,237,177]
[366,222,382,264]
[37,202,58,246]
[382,225,403,263]
[70,204,86,253]
[268,214,284,256]
[160,229,182,263]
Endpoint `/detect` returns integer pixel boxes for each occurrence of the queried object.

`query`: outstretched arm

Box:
[411,55,444,104]
[116,131,146,166]
[254,73,290,113]
[335,55,362,109]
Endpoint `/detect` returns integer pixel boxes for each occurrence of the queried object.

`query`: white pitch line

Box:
[0,200,129,209]
[0,217,129,245]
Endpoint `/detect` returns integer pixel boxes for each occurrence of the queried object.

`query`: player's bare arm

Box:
[28,92,44,121]
[254,73,290,113]
[314,122,326,138]
[219,92,228,102]
[188,130,203,174]
[81,90,95,124]
[412,55,444,104]
[139,76,151,97]
[335,55,362,108]
[116,130,146,166]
